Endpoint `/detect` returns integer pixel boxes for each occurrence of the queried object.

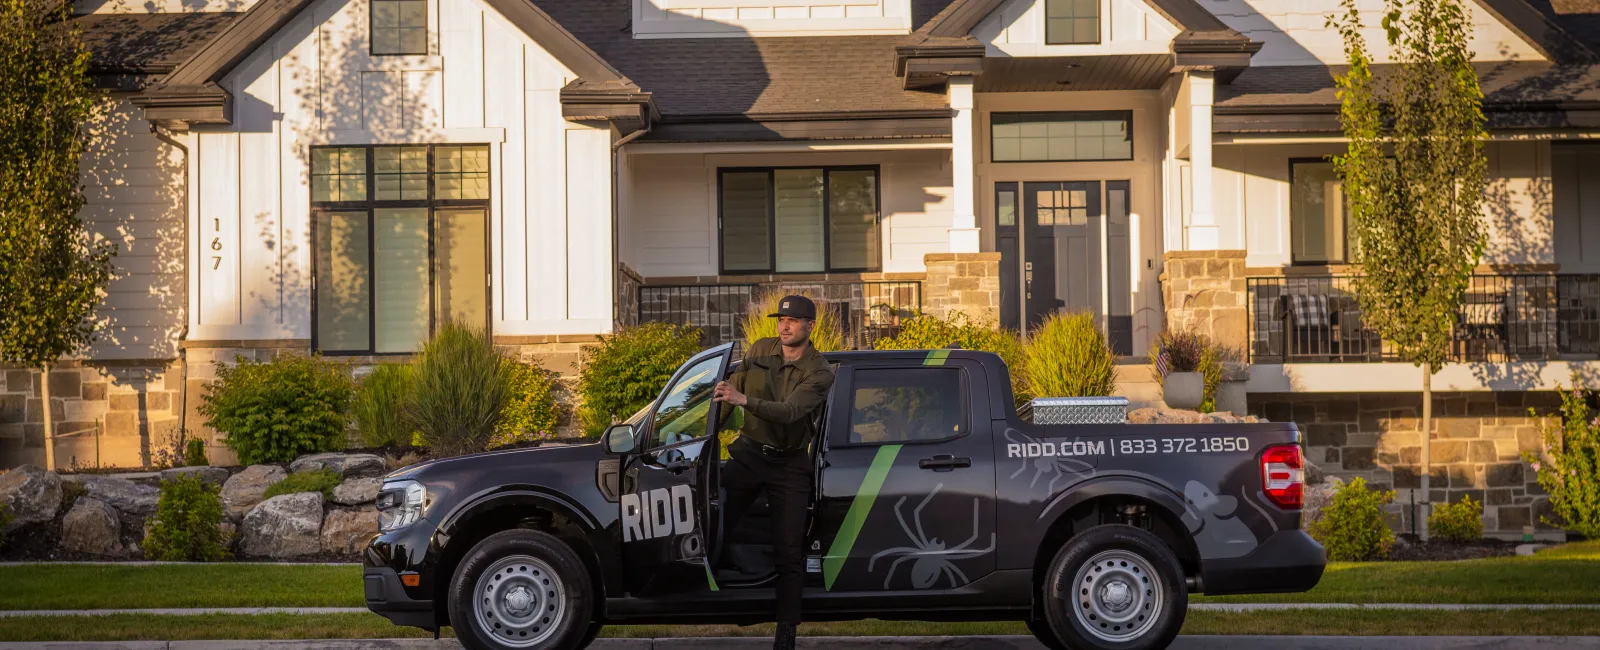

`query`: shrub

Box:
[1307,477,1396,561]
[577,322,701,437]
[200,354,354,465]
[355,363,416,449]
[739,290,845,352]
[1523,378,1600,539]
[408,320,508,457]
[1148,330,1235,413]
[1021,312,1117,398]
[0,502,11,550]
[493,360,563,448]
[263,468,343,500]
[1429,495,1484,542]
[183,438,208,467]
[874,311,1026,402]
[143,474,230,562]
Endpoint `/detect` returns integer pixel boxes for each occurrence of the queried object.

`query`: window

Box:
[847,368,964,444]
[312,144,490,354]
[719,167,880,274]
[372,0,427,55]
[1290,160,1351,264]
[991,112,1132,163]
[1045,0,1100,45]
[652,355,722,447]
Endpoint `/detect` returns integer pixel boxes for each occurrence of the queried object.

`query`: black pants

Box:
[721,436,813,625]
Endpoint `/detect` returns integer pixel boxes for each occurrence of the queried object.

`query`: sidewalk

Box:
[4,637,1600,649]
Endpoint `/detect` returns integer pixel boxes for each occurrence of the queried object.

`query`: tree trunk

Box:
[1419,370,1432,541]
[41,363,55,471]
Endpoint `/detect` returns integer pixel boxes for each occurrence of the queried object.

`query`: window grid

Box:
[717,166,882,275]
[312,148,368,202]
[1045,0,1100,45]
[371,0,427,55]
[991,111,1133,163]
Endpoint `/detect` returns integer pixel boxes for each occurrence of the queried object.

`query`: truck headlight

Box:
[376,480,428,532]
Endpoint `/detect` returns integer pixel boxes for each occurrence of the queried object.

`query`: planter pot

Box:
[1215,380,1248,416]
[1163,372,1204,410]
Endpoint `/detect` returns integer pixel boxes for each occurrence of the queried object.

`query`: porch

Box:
[634,279,923,349]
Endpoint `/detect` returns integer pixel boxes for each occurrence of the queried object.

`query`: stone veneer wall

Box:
[1249,391,1563,536]
[0,362,183,470]
[922,252,1000,325]
[1160,250,1248,352]
[617,263,643,329]
[495,336,603,438]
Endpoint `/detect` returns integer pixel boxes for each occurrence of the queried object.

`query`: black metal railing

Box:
[1247,274,1600,363]
[637,281,922,349]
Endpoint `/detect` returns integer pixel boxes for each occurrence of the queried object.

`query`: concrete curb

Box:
[0,563,359,568]
[5,637,1600,650]
[9,604,1600,617]
[0,609,370,619]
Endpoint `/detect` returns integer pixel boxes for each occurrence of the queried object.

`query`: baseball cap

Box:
[768,295,817,320]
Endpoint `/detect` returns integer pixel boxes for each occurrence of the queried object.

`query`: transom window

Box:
[1290,160,1352,264]
[991,112,1132,163]
[312,144,490,354]
[719,167,881,274]
[1045,0,1100,45]
[371,0,427,55]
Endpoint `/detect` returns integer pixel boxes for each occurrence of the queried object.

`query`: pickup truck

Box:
[363,344,1325,650]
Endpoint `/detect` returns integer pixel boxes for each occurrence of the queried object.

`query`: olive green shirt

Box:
[727,337,835,451]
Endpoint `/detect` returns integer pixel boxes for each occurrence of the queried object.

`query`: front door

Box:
[620,343,733,597]
[998,181,1134,354]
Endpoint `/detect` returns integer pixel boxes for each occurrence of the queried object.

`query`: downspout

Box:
[610,116,651,329]
[150,123,191,451]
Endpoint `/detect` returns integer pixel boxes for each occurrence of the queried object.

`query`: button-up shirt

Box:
[728,337,835,451]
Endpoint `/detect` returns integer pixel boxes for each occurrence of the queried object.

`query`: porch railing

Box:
[1247,274,1600,363]
[637,281,922,349]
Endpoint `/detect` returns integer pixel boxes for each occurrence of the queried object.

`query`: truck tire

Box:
[448,529,596,650]
[1037,524,1186,650]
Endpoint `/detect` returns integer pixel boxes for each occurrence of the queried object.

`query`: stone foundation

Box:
[923,252,1000,326]
[1249,391,1563,536]
[495,336,605,439]
[0,362,183,471]
[1160,250,1248,352]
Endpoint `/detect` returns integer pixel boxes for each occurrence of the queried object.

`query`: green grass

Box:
[0,564,363,610]
[6,610,1600,642]
[1195,551,1600,605]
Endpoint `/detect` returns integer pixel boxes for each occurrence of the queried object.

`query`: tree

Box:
[0,0,115,471]
[1331,0,1488,539]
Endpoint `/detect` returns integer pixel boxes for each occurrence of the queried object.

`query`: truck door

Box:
[619,343,733,597]
[809,355,997,594]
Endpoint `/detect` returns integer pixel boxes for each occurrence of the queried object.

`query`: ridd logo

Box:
[621,484,695,542]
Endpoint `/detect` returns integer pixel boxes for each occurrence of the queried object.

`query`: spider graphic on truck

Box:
[363,344,1325,650]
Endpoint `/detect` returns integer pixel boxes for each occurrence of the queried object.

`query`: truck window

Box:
[848,368,965,445]
[651,355,721,447]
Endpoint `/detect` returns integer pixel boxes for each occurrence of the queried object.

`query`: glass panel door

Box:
[435,208,488,330]
[374,208,430,353]
[315,211,371,351]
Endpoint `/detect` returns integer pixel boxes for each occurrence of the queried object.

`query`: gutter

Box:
[610,123,652,329]
[149,124,192,448]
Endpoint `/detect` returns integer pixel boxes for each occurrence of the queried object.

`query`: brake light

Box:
[1260,444,1304,509]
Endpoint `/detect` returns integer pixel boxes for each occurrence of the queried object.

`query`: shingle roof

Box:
[1216,61,1600,109]
[72,12,239,89]
[532,0,950,119]
[1523,0,1600,56]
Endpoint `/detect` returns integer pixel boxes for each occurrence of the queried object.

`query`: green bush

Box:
[1021,312,1117,398]
[199,354,354,465]
[1148,330,1231,413]
[355,363,416,449]
[874,311,1026,402]
[183,438,207,467]
[1308,477,1396,561]
[143,474,230,562]
[1429,495,1484,542]
[407,320,508,457]
[739,290,845,352]
[263,468,343,500]
[493,360,563,448]
[1523,378,1600,539]
[577,322,702,437]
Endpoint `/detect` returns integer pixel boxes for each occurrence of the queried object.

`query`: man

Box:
[711,295,835,650]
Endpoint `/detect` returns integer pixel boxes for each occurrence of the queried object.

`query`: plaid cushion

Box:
[1287,294,1331,328]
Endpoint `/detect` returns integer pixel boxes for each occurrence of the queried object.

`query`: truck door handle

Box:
[918,455,971,472]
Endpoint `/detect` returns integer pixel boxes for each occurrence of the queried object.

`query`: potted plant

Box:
[1149,330,1208,411]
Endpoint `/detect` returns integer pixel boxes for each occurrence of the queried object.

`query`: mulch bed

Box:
[1386,537,1521,561]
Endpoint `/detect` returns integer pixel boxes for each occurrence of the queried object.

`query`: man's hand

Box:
[712,380,748,407]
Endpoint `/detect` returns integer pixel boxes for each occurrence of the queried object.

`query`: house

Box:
[3,0,1597,537]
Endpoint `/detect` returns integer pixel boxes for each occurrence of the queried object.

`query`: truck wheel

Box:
[1038,524,1186,650]
[448,529,595,650]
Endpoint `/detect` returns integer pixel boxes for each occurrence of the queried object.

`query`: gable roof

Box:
[73,12,238,91]
[1477,0,1599,63]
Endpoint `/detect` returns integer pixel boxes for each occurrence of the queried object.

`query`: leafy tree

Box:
[1330,0,1487,539]
[0,0,114,470]
[1523,380,1600,540]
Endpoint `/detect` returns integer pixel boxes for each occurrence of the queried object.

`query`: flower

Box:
[1530,461,1542,472]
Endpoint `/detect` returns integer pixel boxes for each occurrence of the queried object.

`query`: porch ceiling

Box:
[976,55,1173,93]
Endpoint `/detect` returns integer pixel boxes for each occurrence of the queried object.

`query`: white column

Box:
[948,77,980,253]
[1185,71,1219,250]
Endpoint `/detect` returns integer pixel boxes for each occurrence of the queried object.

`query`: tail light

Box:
[1260,444,1305,509]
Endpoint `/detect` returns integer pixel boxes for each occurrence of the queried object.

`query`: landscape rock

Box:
[331,477,381,506]
[240,492,324,559]
[159,466,231,486]
[1127,407,1252,425]
[82,476,159,517]
[1302,478,1343,529]
[0,464,63,530]
[221,465,287,517]
[320,508,379,555]
[290,453,385,479]
[61,497,122,556]
[220,520,238,550]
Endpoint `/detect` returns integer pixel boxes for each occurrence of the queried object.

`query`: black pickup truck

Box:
[363,344,1324,650]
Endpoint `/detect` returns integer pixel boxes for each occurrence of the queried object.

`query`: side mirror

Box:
[603,423,637,455]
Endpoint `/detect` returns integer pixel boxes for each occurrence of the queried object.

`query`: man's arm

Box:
[744,368,835,425]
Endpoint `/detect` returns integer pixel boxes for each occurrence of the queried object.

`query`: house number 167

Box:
[211,218,222,270]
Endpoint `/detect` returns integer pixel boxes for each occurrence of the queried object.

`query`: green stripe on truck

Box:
[821,444,902,591]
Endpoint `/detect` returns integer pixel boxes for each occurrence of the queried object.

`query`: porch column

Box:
[1185,71,1218,250]
[948,77,980,253]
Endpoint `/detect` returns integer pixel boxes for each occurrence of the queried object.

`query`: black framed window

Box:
[371,0,427,55]
[718,166,881,274]
[845,368,966,445]
[991,111,1132,162]
[1290,160,1352,264]
[312,144,490,355]
[1045,0,1100,45]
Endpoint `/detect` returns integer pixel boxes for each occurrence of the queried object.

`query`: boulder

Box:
[1127,407,1250,425]
[61,497,122,556]
[82,476,160,517]
[1302,478,1343,529]
[331,477,381,506]
[240,492,324,559]
[159,466,231,486]
[221,465,287,517]
[290,453,385,479]
[320,508,379,555]
[0,464,63,530]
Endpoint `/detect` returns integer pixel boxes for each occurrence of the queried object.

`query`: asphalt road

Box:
[4,638,1600,649]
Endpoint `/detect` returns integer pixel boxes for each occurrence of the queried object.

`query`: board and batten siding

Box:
[1196,0,1544,66]
[187,0,616,344]
[972,0,1180,57]
[631,0,911,37]
[621,150,954,277]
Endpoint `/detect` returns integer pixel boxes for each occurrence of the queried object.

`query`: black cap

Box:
[768,295,817,320]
